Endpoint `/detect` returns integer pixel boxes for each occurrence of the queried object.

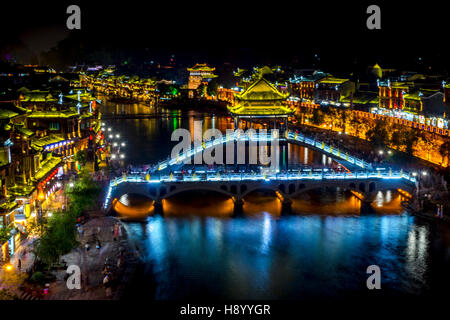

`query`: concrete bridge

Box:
[104,130,416,214]
[104,169,417,214]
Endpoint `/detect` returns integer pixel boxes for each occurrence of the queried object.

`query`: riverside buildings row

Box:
[77,62,450,137]
[218,64,450,136]
[0,64,102,263]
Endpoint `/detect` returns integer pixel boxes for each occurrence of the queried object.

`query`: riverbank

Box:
[42,214,141,300]
[404,201,450,223]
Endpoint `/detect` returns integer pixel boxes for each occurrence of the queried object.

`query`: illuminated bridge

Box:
[104,132,417,214]
[151,130,373,174]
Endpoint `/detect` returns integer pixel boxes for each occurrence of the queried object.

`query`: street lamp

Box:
[422,171,427,176]
[4,263,13,271]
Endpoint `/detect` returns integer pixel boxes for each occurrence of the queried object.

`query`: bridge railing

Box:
[104,169,416,209]
[110,169,416,186]
[286,132,371,169]
[153,130,373,173]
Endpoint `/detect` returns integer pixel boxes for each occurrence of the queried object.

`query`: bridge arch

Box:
[162,184,235,201]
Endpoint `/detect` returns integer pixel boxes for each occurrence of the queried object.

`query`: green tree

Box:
[206,79,219,97]
[34,172,100,266]
[73,150,87,166]
[197,83,205,98]
[66,171,101,214]
[311,109,324,126]
[390,130,402,150]
[366,120,389,147]
[0,225,13,244]
[34,209,78,265]
[402,128,420,156]
[157,82,170,96]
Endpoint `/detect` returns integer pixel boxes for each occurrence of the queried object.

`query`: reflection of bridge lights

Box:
[108,128,111,132]
[121,142,125,146]
[109,135,113,139]
[120,154,125,159]
[111,154,117,159]
[116,134,120,138]
[113,143,118,147]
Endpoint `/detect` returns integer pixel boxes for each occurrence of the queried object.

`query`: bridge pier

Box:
[153,199,164,215]
[360,200,374,214]
[233,198,244,216]
[281,199,292,215]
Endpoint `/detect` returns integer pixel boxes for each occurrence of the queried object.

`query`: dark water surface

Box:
[100,98,450,300]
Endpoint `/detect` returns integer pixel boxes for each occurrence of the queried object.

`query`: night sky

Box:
[0,1,448,73]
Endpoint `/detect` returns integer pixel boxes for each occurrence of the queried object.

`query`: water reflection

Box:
[122,209,448,300]
[100,98,449,299]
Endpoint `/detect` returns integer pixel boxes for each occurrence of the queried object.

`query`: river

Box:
[99,96,450,300]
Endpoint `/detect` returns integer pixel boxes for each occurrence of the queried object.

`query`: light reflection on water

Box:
[123,210,448,300]
[118,189,449,300]
[100,99,449,299]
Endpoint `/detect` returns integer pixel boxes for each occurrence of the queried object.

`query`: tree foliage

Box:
[73,150,87,166]
[0,225,13,244]
[366,120,389,147]
[311,109,324,126]
[33,171,100,266]
[33,209,78,265]
[206,79,219,97]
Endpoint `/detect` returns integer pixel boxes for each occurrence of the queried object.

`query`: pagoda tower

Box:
[187,63,217,98]
[228,76,295,171]
[228,76,294,131]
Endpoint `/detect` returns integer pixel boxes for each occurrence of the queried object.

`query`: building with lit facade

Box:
[290,71,328,102]
[314,76,355,106]
[187,63,217,98]
[378,80,409,110]
[228,76,295,170]
[0,73,102,264]
[228,76,295,133]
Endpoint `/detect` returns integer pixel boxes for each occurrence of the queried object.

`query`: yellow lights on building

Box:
[228,77,293,116]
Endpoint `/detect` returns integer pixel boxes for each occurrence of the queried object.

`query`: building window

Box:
[50,122,60,130]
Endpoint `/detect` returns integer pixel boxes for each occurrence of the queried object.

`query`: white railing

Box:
[103,169,416,209]
[153,130,372,172]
